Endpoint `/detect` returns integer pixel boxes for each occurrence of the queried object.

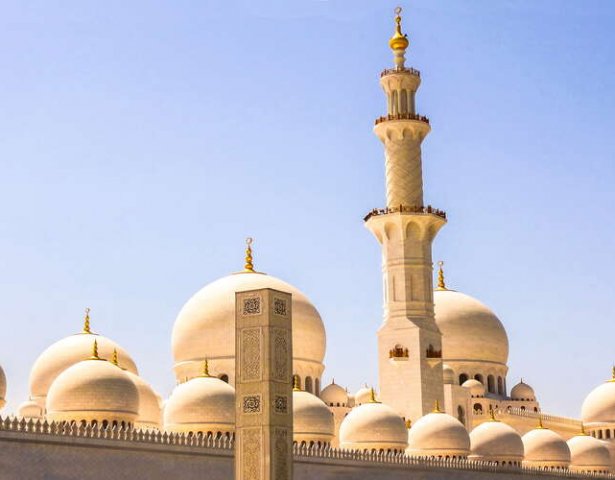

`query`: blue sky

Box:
[0,1,614,418]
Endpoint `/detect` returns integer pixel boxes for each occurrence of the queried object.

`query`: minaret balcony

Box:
[363,204,446,222]
[375,113,429,126]
[380,66,420,78]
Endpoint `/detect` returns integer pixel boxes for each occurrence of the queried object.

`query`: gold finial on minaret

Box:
[111,348,119,366]
[293,375,301,391]
[389,7,409,53]
[244,237,255,273]
[90,339,100,360]
[201,358,211,377]
[432,399,442,413]
[436,261,447,290]
[83,307,91,334]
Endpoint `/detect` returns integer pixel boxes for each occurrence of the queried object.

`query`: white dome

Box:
[354,386,374,406]
[125,371,162,430]
[434,290,508,365]
[18,398,43,419]
[462,379,485,398]
[407,410,470,458]
[164,374,235,434]
[442,364,455,384]
[522,427,571,468]
[293,390,334,445]
[469,419,524,463]
[510,380,535,401]
[172,272,326,383]
[320,381,348,407]
[29,331,137,406]
[0,365,6,409]
[46,357,139,426]
[339,401,407,452]
[567,434,611,473]
[582,376,615,424]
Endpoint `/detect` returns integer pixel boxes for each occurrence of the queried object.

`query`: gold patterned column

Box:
[235,288,293,480]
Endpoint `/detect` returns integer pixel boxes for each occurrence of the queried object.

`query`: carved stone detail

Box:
[242,395,261,414]
[272,328,289,382]
[273,298,287,317]
[241,328,261,381]
[241,428,261,479]
[243,297,261,315]
[274,428,289,480]
[273,395,288,414]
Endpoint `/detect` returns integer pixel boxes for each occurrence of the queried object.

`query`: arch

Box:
[473,403,483,414]
[497,376,504,395]
[391,90,399,114]
[459,373,469,385]
[474,374,484,384]
[315,378,320,396]
[487,375,495,394]
[305,376,313,393]
[606,430,611,439]
[457,405,465,426]
[598,430,603,439]
[400,89,408,113]
[219,374,229,383]
[520,406,526,411]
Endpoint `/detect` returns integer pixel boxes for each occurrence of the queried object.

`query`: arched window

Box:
[400,89,408,113]
[305,376,313,393]
[599,430,604,439]
[473,403,483,414]
[391,91,398,114]
[459,373,469,385]
[315,378,320,396]
[497,376,504,395]
[606,430,611,439]
[219,374,229,383]
[487,375,495,393]
[457,405,465,426]
[474,374,484,384]
[520,406,526,411]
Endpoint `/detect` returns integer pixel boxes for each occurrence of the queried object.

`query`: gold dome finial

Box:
[293,375,301,391]
[90,339,100,360]
[537,415,545,429]
[111,348,119,367]
[405,419,412,429]
[432,399,443,413]
[436,261,447,290]
[488,406,498,422]
[201,358,211,377]
[369,387,380,403]
[244,237,255,273]
[83,307,92,334]
[609,365,615,382]
[389,7,409,52]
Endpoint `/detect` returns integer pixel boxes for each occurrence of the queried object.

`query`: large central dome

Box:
[172,271,326,388]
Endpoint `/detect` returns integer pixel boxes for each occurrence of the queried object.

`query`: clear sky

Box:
[1,0,614,418]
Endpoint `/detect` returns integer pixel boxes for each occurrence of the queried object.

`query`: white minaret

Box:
[365,7,446,422]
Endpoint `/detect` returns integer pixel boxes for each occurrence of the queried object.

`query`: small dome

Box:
[469,419,524,463]
[29,329,137,406]
[293,390,334,445]
[510,380,535,401]
[582,374,615,424]
[172,271,326,383]
[434,289,508,365]
[164,373,235,435]
[0,364,6,409]
[46,354,139,426]
[125,371,162,430]
[407,409,470,458]
[462,379,485,398]
[339,399,407,452]
[442,364,455,385]
[567,434,611,473]
[18,398,43,419]
[320,381,348,407]
[522,427,571,468]
[354,386,374,406]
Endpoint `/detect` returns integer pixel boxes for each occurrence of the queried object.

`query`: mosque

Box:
[1,7,615,480]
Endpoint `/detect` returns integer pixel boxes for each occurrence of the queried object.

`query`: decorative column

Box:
[235,288,293,480]
[365,7,446,422]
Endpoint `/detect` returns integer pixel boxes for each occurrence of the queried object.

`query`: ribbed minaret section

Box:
[365,10,446,423]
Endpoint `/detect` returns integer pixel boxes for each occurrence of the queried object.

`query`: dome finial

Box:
[405,418,412,429]
[436,261,447,290]
[83,307,92,334]
[90,339,100,360]
[432,399,443,413]
[293,375,301,391]
[369,387,380,403]
[488,406,498,422]
[202,358,211,377]
[610,365,615,382]
[579,422,588,436]
[389,7,409,68]
[244,237,255,273]
[537,415,545,429]
[111,348,119,367]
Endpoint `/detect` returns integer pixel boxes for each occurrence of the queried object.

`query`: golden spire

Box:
[83,307,92,334]
[89,339,100,360]
[201,358,211,377]
[293,375,301,391]
[389,7,409,52]
[111,348,119,367]
[432,399,443,413]
[609,365,615,382]
[488,406,498,422]
[243,237,255,273]
[405,419,412,429]
[537,415,545,429]
[369,387,379,403]
[436,261,447,290]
